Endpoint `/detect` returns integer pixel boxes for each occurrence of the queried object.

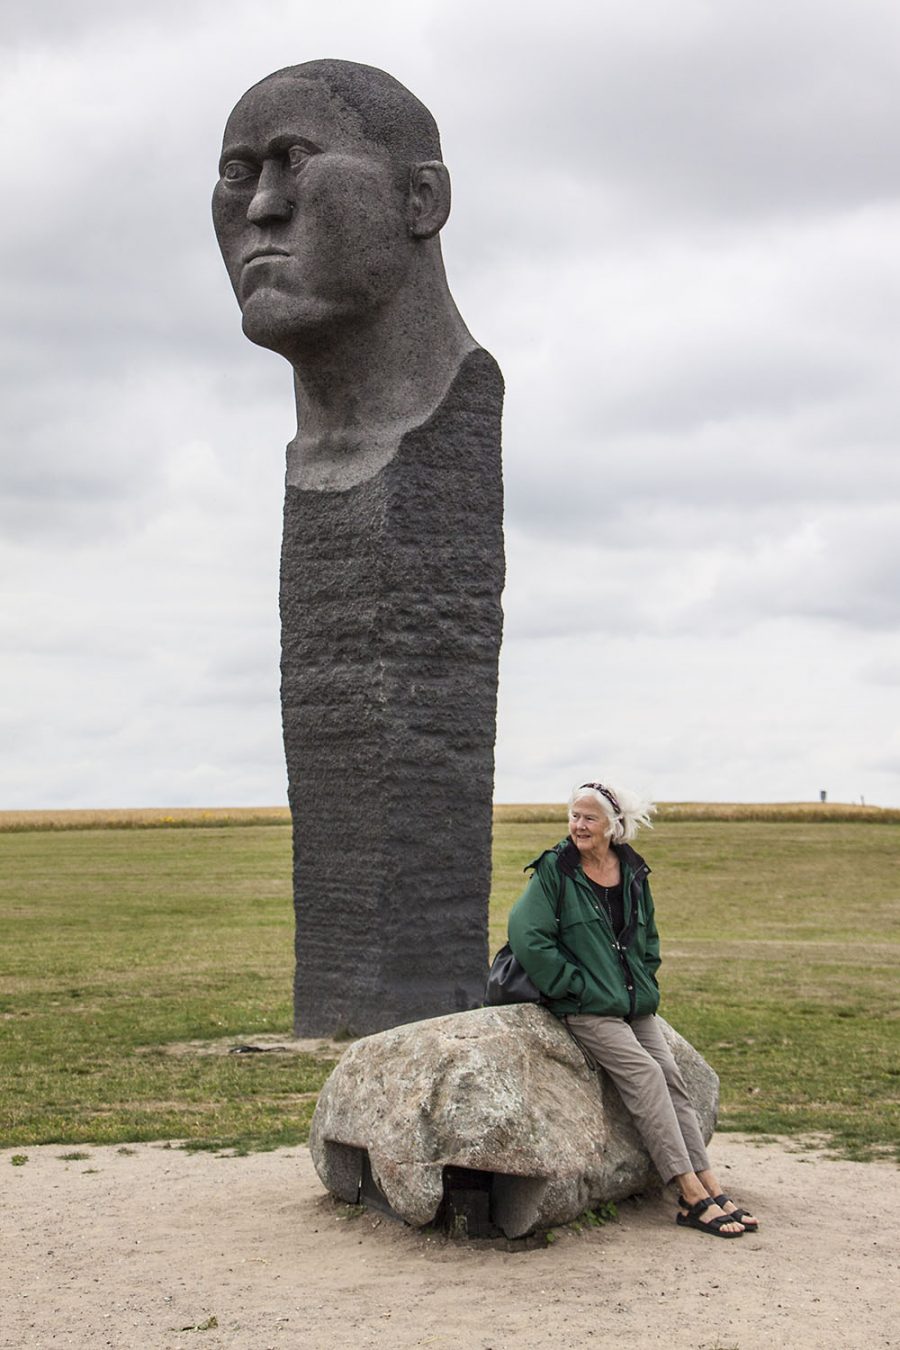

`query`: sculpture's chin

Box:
[239,291,361,355]
[240,313,295,358]
[240,296,312,353]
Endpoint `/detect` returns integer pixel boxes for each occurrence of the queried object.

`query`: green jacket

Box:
[507,838,661,1019]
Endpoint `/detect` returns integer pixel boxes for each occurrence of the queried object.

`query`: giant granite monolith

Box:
[212,60,504,1034]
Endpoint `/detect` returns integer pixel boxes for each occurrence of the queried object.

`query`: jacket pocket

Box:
[631,958,661,1014]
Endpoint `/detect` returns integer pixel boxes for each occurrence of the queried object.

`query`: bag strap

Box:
[523,840,569,926]
[551,843,568,924]
[555,859,566,921]
[551,861,581,970]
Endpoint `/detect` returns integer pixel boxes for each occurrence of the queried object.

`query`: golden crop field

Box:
[0,806,292,832]
[492,801,900,824]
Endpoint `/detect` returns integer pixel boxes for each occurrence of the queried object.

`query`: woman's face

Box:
[568,796,611,852]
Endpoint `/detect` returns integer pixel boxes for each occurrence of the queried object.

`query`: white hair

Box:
[568,780,656,844]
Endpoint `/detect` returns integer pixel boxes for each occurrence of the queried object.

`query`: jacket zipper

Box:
[581,862,649,1021]
[621,864,649,1020]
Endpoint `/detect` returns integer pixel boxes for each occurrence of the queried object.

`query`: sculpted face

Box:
[212,73,415,352]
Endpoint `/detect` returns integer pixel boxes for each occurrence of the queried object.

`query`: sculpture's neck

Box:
[285,261,477,491]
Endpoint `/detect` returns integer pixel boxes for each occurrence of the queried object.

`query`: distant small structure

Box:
[820,790,827,803]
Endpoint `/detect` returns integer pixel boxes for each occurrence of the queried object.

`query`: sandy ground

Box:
[2,1135,897,1350]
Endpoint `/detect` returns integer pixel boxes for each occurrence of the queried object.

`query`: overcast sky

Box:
[2,0,899,809]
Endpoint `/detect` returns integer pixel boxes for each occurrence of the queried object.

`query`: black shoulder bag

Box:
[483,861,567,1006]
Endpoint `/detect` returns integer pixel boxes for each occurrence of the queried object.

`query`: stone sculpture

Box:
[212,61,504,1035]
[309,1005,720,1238]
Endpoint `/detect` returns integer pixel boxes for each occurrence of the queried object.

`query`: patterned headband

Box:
[579,782,623,818]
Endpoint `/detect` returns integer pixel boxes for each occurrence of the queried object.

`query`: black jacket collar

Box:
[528,837,649,879]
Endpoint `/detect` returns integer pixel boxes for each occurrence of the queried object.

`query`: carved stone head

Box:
[212,60,453,359]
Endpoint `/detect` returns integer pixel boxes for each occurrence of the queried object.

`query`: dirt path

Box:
[2,1135,897,1350]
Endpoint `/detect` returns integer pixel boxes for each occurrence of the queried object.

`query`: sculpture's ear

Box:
[408,161,451,239]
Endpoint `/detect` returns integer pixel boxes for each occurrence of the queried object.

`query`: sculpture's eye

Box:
[222,160,257,183]
[287,143,317,172]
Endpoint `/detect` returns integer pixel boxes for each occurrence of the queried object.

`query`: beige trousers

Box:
[564,1013,710,1184]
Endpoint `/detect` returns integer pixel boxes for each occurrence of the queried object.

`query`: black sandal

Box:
[676,1196,744,1238]
[711,1193,759,1232]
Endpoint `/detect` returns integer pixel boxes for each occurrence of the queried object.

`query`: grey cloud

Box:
[433,0,900,226]
[0,349,292,547]
[860,658,900,687]
[158,644,281,712]
[503,493,900,644]
[716,510,900,631]
[869,751,900,776]
[3,0,192,45]
[504,417,900,550]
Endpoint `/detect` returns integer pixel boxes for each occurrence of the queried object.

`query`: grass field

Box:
[1,812,898,1160]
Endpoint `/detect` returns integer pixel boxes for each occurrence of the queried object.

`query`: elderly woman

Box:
[507,780,758,1238]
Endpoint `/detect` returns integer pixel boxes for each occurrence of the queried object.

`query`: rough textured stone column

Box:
[283,349,504,1035]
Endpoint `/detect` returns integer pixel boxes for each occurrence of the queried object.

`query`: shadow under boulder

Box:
[309,1005,718,1238]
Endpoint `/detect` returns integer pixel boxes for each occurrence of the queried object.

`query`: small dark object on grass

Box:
[228,1043,293,1055]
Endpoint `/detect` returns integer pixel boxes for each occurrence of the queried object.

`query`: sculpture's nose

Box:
[247,159,294,225]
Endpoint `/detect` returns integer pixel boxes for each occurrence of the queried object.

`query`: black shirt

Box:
[586,878,625,939]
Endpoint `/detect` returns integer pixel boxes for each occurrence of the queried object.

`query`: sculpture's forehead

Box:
[222,75,372,154]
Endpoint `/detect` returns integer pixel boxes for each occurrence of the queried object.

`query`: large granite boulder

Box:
[309,1005,719,1237]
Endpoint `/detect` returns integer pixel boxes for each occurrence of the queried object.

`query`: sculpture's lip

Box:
[243,247,291,264]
